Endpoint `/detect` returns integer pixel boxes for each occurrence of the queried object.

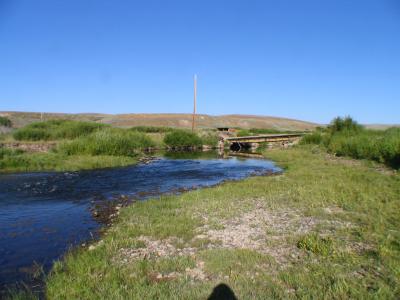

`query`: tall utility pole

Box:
[191,74,197,132]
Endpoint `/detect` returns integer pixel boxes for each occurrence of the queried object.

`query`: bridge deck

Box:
[225,133,304,143]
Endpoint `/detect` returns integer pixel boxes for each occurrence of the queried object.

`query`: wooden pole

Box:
[192,74,197,132]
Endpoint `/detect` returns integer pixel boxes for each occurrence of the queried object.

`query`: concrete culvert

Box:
[230,142,252,152]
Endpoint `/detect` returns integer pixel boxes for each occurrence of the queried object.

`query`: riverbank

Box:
[0,151,139,173]
[44,146,400,299]
[1,154,277,299]
[0,120,223,173]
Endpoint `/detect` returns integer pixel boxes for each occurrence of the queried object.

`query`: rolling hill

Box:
[0,111,318,131]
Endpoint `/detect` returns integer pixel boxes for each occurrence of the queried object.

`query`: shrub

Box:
[13,120,108,141]
[0,116,12,127]
[328,116,363,134]
[58,128,155,156]
[164,130,203,148]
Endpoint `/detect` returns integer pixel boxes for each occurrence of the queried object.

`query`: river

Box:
[0,152,281,294]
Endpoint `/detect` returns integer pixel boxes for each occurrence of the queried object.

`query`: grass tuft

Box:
[297,233,334,256]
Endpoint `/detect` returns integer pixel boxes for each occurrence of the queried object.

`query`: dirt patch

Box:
[194,202,319,265]
[118,236,208,281]
[119,236,197,261]
[116,203,354,282]
[146,261,208,282]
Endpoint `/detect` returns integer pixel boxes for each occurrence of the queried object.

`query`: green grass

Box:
[199,131,219,147]
[13,120,108,141]
[328,128,400,168]
[237,128,303,137]
[130,126,174,133]
[164,130,203,148]
[45,146,400,299]
[0,151,137,172]
[58,128,155,156]
[1,122,157,172]
[297,233,334,256]
[301,119,400,169]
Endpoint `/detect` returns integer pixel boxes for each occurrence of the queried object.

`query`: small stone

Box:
[88,245,96,251]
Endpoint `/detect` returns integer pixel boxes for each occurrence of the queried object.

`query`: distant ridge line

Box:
[1,111,319,131]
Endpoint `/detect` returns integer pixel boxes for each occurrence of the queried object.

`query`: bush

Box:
[13,120,108,141]
[0,116,12,127]
[328,116,363,134]
[164,130,203,148]
[58,128,155,156]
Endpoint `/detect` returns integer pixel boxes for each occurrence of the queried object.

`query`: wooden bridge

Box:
[224,133,305,151]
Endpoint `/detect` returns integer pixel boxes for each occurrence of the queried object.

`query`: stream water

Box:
[0,152,281,294]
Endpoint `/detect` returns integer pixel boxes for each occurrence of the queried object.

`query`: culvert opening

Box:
[230,142,252,152]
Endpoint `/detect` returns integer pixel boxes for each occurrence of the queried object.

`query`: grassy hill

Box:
[0,111,318,131]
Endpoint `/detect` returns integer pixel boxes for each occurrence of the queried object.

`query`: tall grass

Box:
[0,148,24,159]
[301,116,400,169]
[164,130,203,148]
[328,128,400,168]
[200,132,219,146]
[58,128,155,156]
[2,121,158,172]
[300,132,325,145]
[13,120,108,141]
[0,151,137,172]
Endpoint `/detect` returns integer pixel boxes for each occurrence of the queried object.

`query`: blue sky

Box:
[0,0,399,124]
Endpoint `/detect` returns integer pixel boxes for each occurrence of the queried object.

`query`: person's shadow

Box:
[208,283,238,300]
